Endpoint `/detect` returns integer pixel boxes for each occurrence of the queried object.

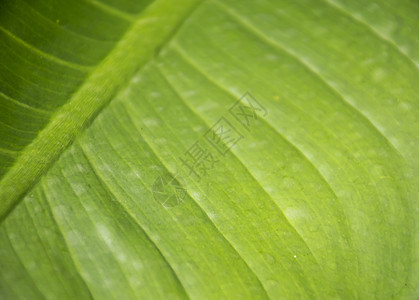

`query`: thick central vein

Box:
[0,0,204,222]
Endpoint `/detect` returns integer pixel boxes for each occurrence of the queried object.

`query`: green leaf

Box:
[0,0,418,299]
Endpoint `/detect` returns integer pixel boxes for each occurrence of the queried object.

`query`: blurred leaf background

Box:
[0,0,418,299]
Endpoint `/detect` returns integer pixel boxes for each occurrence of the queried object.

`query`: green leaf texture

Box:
[0,0,418,299]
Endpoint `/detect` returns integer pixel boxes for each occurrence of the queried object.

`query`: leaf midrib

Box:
[0,0,205,222]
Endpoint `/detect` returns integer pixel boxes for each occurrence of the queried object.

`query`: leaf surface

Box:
[0,0,418,299]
